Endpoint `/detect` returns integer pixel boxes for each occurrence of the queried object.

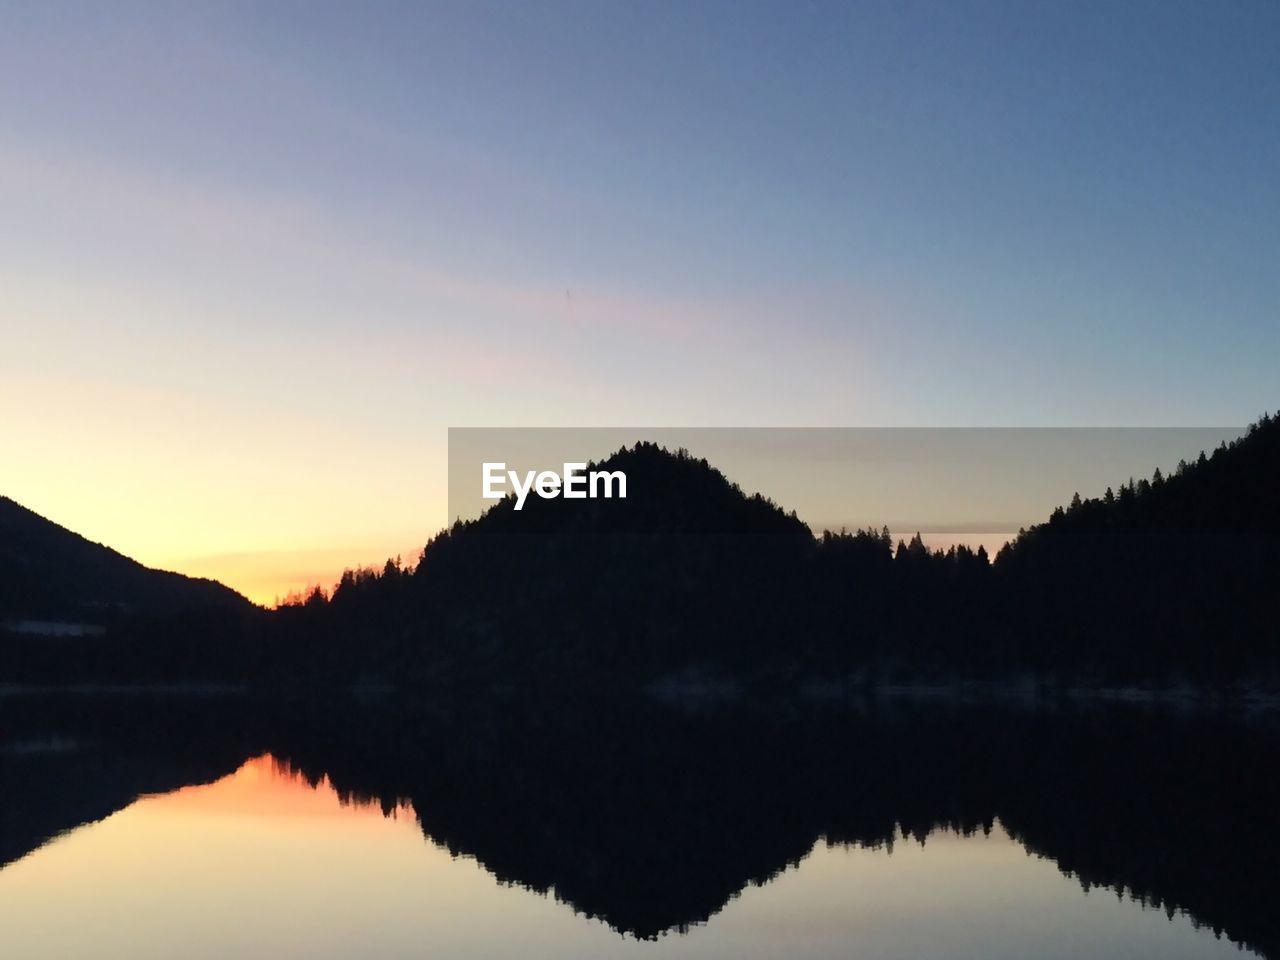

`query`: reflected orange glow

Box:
[0,751,1251,960]
[149,754,415,822]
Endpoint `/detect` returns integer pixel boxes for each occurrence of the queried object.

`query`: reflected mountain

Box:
[3,695,1277,955]
[0,696,259,869]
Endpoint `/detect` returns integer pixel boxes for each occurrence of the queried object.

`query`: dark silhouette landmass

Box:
[996,415,1280,681]
[0,495,251,624]
[7,409,1279,945]
[4,423,1277,954]
[2,414,1277,691]
[262,414,1280,692]
[0,496,259,685]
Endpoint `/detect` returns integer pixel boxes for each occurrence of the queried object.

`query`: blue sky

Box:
[1,1,1276,597]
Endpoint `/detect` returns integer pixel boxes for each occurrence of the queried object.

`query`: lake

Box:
[0,695,1274,958]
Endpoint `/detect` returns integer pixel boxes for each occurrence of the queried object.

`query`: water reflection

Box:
[0,697,1274,959]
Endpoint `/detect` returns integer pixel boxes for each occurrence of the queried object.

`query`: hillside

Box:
[273,421,1280,691]
[270,444,820,686]
[19,423,1267,689]
[995,414,1280,680]
[0,496,251,625]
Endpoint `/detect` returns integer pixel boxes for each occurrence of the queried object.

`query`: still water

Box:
[0,748,1256,960]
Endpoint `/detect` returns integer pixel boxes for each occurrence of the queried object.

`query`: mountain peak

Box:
[464,442,813,539]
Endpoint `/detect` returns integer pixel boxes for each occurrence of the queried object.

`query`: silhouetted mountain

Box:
[267,418,1280,691]
[0,495,251,624]
[13,419,1277,690]
[996,413,1280,681]
[5,438,1277,955]
[269,444,819,688]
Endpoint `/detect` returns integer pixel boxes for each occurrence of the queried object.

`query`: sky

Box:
[1,1,1277,603]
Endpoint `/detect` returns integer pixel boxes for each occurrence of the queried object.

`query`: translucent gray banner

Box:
[448,427,1241,550]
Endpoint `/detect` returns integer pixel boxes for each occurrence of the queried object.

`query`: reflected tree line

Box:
[2,695,1277,955]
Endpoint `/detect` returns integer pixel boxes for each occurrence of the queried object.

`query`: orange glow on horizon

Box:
[160,543,427,607]
[0,374,448,609]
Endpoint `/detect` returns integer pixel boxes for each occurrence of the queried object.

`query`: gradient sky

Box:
[2,1,1277,602]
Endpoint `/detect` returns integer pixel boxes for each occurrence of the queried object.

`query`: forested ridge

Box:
[4,415,1277,691]
[0,496,249,623]
[265,415,1280,690]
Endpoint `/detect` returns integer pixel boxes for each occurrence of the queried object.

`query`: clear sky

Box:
[2,1,1276,603]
